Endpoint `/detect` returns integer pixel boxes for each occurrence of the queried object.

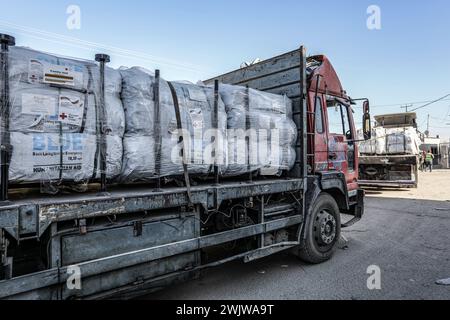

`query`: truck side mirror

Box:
[363,100,371,140]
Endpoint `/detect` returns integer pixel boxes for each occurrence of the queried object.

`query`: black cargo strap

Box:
[167,82,193,206]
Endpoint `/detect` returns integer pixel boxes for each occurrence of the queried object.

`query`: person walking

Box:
[425,150,435,172]
[420,150,426,172]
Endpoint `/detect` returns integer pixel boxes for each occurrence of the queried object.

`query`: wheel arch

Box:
[318,172,350,211]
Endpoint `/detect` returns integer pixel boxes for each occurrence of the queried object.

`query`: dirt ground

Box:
[365,169,450,202]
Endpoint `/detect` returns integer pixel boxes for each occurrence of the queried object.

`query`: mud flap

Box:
[342,189,365,228]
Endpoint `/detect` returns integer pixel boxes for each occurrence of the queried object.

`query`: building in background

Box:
[420,136,441,167]
[439,142,450,169]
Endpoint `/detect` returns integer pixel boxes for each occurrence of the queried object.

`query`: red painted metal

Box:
[307,56,359,191]
[308,55,347,99]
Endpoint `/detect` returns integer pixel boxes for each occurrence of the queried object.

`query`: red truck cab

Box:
[307,55,362,193]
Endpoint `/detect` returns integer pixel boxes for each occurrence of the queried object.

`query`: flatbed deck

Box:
[0,178,304,240]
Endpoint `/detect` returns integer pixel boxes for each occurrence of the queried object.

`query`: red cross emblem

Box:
[60,113,68,120]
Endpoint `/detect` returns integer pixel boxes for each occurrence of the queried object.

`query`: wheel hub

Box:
[314,210,337,246]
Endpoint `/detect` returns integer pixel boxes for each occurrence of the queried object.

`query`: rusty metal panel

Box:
[204,50,301,86]
[18,205,38,237]
[60,215,197,266]
[61,253,197,300]
[0,208,18,239]
[0,214,302,299]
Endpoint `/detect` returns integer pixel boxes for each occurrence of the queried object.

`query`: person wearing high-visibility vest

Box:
[425,150,435,172]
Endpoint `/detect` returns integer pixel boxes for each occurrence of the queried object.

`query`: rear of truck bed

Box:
[359,154,419,188]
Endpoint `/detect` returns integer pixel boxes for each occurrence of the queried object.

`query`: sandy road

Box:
[365,169,450,202]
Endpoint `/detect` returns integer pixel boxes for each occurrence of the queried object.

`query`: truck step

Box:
[341,216,361,228]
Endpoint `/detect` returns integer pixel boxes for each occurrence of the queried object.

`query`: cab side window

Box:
[315,97,324,134]
[327,101,345,135]
[341,105,353,140]
[326,100,353,140]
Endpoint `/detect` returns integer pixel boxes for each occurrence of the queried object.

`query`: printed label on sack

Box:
[21,93,57,116]
[58,94,85,126]
[189,109,204,164]
[188,88,207,102]
[43,64,78,86]
[189,109,204,130]
[29,134,93,175]
[28,59,83,86]
[28,59,45,83]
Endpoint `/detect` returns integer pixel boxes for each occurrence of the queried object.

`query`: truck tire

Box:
[297,193,341,264]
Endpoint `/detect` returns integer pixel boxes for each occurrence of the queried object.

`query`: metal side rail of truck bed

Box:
[0,179,304,242]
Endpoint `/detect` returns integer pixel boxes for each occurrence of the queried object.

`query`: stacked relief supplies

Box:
[119,68,297,182]
[358,127,421,155]
[5,46,298,187]
[383,127,421,155]
[120,67,228,182]
[219,85,297,176]
[7,47,124,185]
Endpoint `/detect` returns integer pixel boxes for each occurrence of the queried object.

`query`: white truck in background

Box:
[358,113,422,188]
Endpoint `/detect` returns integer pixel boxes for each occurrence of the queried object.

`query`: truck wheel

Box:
[297,193,341,264]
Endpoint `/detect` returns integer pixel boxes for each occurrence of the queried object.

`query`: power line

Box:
[372,98,450,108]
[0,20,211,74]
[411,94,450,112]
[400,104,413,112]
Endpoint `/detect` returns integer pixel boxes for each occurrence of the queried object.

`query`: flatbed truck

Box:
[359,113,420,189]
[0,34,371,300]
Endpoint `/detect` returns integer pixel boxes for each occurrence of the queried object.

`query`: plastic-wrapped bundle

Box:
[9,47,125,136]
[384,127,421,155]
[9,133,122,184]
[9,84,97,134]
[358,127,421,156]
[120,67,227,182]
[9,46,93,91]
[219,84,297,176]
[358,127,388,155]
[7,47,125,185]
[357,130,374,155]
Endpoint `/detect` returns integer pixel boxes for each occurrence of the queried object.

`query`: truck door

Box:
[326,99,358,191]
[311,93,329,172]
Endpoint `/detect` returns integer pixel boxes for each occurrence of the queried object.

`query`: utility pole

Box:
[426,114,430,137]
[401,104,413,113]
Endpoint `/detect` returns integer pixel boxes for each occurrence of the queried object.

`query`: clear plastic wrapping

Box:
[218,84,297,176]
[120,67,228,182]
[358,127,421,155]
[6,46,124,190]
[4,45,298,193]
